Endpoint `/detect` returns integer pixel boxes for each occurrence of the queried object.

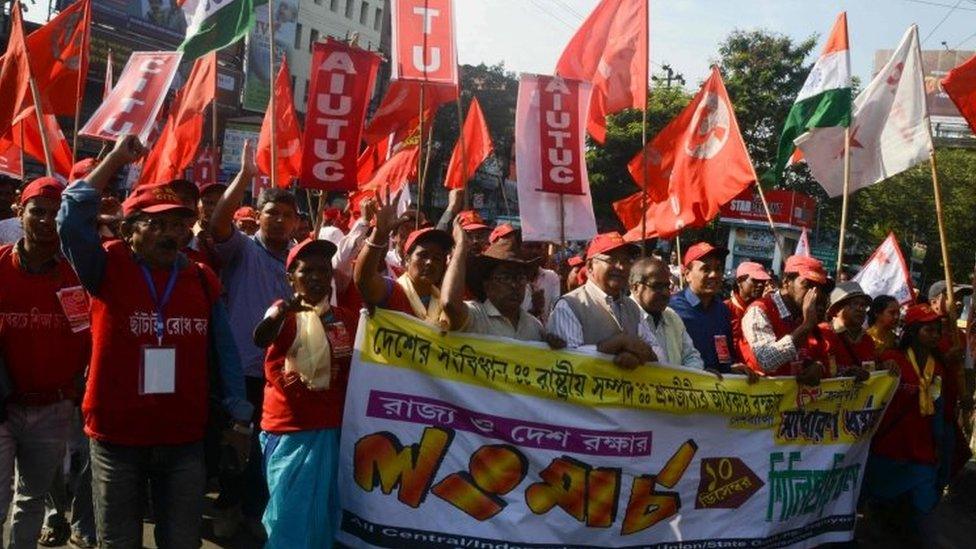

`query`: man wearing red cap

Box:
[317,206,345,248]
[234,206,259,235]
[741,255,828,382]
[669,243,736,373]
[56,136,253,548]
[0,177,90,547]
[726,261,771,362]
[547,232,654,368]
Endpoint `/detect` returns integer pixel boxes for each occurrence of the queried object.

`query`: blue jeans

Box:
[89,439,205,549]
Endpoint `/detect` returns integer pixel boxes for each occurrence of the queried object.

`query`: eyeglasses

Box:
[592,254,635,267]
[133,218,187,233]
[638,280,673,293]
[489,272,529,285]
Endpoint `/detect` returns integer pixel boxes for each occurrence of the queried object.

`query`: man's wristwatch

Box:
[231,422,253,436]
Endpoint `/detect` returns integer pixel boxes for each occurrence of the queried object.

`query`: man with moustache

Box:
[547,232,655,368]
[56,136,252,548]
[669,243,736,373]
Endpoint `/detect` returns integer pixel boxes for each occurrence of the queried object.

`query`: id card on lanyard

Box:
[138,263,179,395]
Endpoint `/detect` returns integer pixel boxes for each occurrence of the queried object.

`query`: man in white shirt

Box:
[628,257,704,369]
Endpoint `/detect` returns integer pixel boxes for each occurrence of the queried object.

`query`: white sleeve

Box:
[546,300,585,348]
[741,306,797,373]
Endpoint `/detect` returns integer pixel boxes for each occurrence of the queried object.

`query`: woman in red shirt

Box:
[862,304,954,542]
[253,238,357,549]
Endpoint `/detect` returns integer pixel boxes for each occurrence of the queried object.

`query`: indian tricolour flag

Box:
[768,12,852,182]
[178,0,256,62]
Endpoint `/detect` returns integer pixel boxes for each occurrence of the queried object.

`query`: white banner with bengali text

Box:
[338,310,898,548]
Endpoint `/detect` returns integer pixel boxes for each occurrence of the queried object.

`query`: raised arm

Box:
[354,189,400,306]
[440,217,471,330]
[211,140,256,243]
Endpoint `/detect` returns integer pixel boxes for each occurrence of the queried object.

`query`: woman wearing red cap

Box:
[862,304,955,542]
[252,238,356,548]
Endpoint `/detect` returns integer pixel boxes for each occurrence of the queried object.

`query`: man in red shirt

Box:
[0,178,89,548]
[726,261,771,362]
[57,136,253,549]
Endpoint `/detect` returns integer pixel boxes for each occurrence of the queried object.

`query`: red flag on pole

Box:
[0,2,31,134]
[555,0,648,144]
[0,140,22,178]
[612,191,643,230]
[444,97,493,189]
[624,67,756,240]
[391,0,458,85]
[14,111,73,177]
[257,58,302,188]
[363,79,457,145]
[357,136,392,185]
[942,53,976,136]
[137,52,217,187]
[19,0,90,116]
[104,49,114,100]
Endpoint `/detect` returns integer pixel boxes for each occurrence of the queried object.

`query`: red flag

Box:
[137,53,216,187]
[357,136,392,185]
[300,39,381,191]
[625,67,756,240]
[444,97,493,189]
[555,0,648,144]
[257,58,302,188]
[612,191,643,230]
[14,111,73,177]
[104,49,113,100]
[363,79,457,145]
[0,2,31,134]
[362,131,421,195]
[391,0,458,85]
[0,140,22,178]
[21,0,90,116]
[942,53,976,136]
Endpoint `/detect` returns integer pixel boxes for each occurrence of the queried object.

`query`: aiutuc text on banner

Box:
[80,51,182,142]
[338,310,898,549]
[300,39,381,192]
[391,0,457,85]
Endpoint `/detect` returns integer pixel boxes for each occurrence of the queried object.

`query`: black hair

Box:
[897,321,946,365]
[256,188,298,213]
[867,295,899,326]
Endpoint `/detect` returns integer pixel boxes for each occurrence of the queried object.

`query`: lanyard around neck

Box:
[139,263,180,346]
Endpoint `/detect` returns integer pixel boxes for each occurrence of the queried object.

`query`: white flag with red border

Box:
[852,232,915,305]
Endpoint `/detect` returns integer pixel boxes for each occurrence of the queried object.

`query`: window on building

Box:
[294,23,303,50]
[330,0,338,12]
[345,0,354,19]
[309,29,319,52]
[374,7,382,31]
[360,2,369,25]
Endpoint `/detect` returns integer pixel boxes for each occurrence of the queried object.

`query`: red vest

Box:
[817,322,879,376]
[871,349,945,465]
[726,293,749,365]
[261,303,358,433]
[743,294,821,376]
[0,245,89,396]
[84,241,219,446]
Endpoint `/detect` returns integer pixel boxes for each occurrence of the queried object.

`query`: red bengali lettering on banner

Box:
[300,40,381,192]
[391,0,457,85]
[537,76,585,196]
[79,51,182,142]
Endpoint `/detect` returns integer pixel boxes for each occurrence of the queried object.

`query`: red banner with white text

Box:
[535,75,587,195]
[391,0,458,85]
[80,51,182,142]
[300,40,381,191]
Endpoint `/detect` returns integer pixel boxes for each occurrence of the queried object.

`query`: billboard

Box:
[719,189,816,229]
[242,0,300,112]
[61,0,186,39]
[873,48,974,120]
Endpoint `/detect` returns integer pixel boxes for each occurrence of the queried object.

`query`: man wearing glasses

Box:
[547,232,655,369]
[668,243,736,373]
[628,257,703,369]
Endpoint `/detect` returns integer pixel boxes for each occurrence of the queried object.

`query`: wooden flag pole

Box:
[454,92,470,209]
[835,127,852,278]
[559,192,566,248]
[415,82,426,231]
[929,150,955,308]
[639,0,650,256]
[675,234,684,289]
[28,78,55,177]
[421,121,435,216]
[18,123,25,177]
[268,1,278,189]
[753,182,786,261]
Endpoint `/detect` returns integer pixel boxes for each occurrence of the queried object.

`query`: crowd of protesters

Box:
[0,136,972,548]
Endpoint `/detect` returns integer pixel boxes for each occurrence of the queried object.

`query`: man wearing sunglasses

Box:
[629,257,703,369]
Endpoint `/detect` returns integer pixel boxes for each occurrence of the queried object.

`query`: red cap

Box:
[323,207,341,221]
[285,238,338,271]
[69,158,96,182]
[784,255,828,285]
[567,256,584,267]
[233,206,258,222]
[903,304,941,327]
[403,227,453,255]
[463,223,491,233]
[682,242,728,268]
[457,210,486,228]
[121,184,194,217]
[736,261,771,281]
[18,177,64,207]
[586,232,639,260]
[489,223,517,244]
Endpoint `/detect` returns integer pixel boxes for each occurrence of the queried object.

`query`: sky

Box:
[454,0,976,87]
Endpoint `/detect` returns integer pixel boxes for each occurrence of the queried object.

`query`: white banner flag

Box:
[852,232,916,305]
[515,73,597,242]
[795,227,811,257]
[795,25,931,197]
[338,309,898,548]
